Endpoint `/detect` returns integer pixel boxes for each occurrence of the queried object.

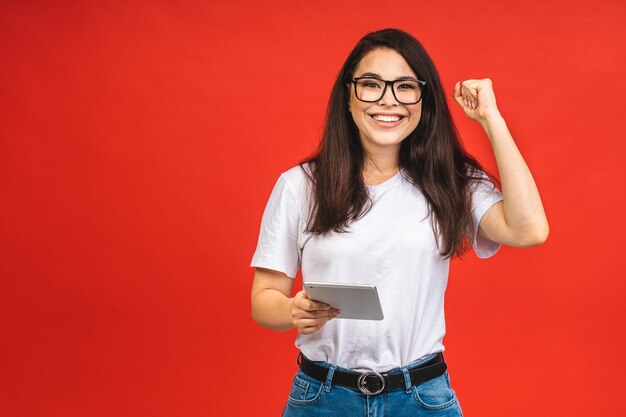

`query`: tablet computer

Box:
[303,282,384,321]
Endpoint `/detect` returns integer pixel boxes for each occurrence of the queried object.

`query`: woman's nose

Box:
[378,85,398,105]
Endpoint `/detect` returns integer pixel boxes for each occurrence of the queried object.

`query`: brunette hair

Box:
[301,28,499,259]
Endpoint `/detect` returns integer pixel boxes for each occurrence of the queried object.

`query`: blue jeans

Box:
[282,352,464,417]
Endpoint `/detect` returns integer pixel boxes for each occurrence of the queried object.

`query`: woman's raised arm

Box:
[453,79,549,247]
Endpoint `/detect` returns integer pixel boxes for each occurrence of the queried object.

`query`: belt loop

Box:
[324,364,337,392]
[400,365,412,393]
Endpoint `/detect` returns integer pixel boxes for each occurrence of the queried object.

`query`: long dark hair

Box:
[301,28,499,259]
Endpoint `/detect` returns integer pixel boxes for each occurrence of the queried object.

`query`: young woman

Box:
[250,28,548,416]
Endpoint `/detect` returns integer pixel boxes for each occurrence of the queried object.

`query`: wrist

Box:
[286,297,296,329]
[479,111,505,130]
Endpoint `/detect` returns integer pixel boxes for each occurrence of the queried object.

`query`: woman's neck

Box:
[362,152,400,185]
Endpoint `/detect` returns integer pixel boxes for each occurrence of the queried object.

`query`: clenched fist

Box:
[452,78,501,123]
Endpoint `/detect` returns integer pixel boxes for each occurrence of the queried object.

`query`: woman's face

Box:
[348,48,422,156]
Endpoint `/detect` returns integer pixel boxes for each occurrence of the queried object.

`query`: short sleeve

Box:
[250,175,301,278]
[470,173,504,259]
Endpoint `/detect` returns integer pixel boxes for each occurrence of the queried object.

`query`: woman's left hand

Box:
[452,78,501,123]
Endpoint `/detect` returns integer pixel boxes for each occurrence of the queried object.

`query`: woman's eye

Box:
[363,81,381,88]
[397,83,416,90]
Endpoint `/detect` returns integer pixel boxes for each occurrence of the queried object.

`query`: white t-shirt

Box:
[251,164,504,372]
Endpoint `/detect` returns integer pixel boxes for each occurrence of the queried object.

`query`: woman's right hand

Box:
[290,290,339,334]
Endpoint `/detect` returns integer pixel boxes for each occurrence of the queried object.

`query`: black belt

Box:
[298,352,447,396]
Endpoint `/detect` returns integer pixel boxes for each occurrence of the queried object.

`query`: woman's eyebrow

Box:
[359,72,382,78]
[359,72,418,81]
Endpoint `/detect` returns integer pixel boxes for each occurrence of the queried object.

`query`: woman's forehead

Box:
[354,48,416,79]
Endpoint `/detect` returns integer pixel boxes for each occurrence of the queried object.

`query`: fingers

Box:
[294,311,338,334]
[452,81,464,107]
[461,80,479,110]
[297,316,335,334]
[292,303,340,321]
[453,80,480,111]
[298,323,325,335]
[295,290,331,312]
[291,290,340,334]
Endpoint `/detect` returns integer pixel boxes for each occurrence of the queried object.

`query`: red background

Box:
[1,1,625,416]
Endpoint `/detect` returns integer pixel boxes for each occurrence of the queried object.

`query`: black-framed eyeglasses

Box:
[351,76,427,104]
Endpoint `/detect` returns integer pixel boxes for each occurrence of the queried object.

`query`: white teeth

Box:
[372,115,402,122]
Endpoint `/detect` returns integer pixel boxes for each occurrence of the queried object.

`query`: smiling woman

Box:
[250,28,548,417]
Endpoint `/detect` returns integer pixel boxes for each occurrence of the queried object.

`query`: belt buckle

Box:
[357,371,385,395]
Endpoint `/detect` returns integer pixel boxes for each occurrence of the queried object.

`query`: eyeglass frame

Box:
[351,76,427,105]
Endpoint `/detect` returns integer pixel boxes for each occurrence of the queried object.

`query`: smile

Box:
[370,114,405,122]
[368,114,406,128]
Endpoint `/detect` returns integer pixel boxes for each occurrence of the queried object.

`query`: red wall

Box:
[1,1,625,416]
